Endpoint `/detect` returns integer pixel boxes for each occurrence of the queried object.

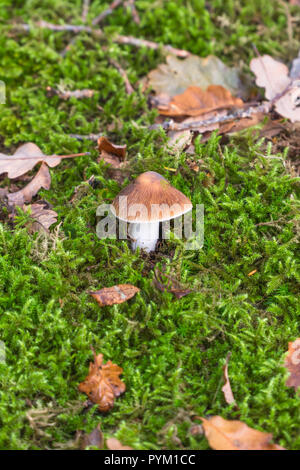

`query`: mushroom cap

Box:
[112,171,192,222]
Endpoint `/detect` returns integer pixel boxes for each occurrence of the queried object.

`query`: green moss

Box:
[0,0,299,450]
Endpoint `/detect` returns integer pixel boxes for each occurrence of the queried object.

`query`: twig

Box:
[109,59,134,94]
[16,22,191,58]
[125,0,140,24]
[46,86,95,99]
[277,0,293,47]
[82,0,90,22]
[92,0,123,25]
[149,103,270,132]
[68,133,103,141]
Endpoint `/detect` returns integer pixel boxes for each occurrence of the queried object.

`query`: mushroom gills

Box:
[129,221,159,253]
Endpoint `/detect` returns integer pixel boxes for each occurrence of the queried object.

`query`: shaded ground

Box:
[0,0,299,450]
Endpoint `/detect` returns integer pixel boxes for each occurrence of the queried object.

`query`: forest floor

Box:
[0,0,299,450]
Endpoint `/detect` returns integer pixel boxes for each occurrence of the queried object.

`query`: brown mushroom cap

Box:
[112,171,192,222]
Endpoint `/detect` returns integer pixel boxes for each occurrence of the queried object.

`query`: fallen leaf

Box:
[97,137,129,183]
[24,203,58,233]
[80,424,104,450]
[7,163,51,206]
[201,416,285,450]
[89,284,140,306]
[284,338,300,391]
[221,352,236,406]
[106,438,133,450]
[250,55,300,122]
[147,55,247,99]
[78,349,126,412]
[158,85,243,117]
[0,142,87,178]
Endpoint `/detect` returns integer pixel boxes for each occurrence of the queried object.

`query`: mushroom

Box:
[112,171,192,252]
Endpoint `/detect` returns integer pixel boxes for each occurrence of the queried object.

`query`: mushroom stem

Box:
[129,221,159,253]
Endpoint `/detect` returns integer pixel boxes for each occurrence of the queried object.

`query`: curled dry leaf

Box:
[166,129,192,153]
[106,438,133,450]
[0,142,87,178]
[89,284,140,306]
[284,338,300,391]
[250,54,300,122]
[7,163,51,206]
[78,349,126,412]
[98,136,128,183]
[157,85,243,117]
[147,55,247,99]
[201,416,285,450]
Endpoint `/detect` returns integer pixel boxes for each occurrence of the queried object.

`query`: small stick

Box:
[46,86,95,99]
[68,133,103,141]
[149,103,270,132]
[109,59,134,94]
[125,0,140,24]
[82,0,90,22]
[92,0,123,25]
[16,22,191,58]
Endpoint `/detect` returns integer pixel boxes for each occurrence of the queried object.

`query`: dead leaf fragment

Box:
[78,349,125,412]
[201,416,285,450]
[158,85,243,117]
[80,424,104,450]
[147,55,247,98]
[106,438,133,450]
[166,129,192,153]
[285,338,300,391]
[89,284,140,306]
[0,142,87,178]
[250,55,300,122]
[46,86,95,99]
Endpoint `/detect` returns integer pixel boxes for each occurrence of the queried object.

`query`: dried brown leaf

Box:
[7,163,51,206]
[98,137,127,160]
[78,350,125,412]
[284,338,300,391]
[106,438,133,450]
[0,142,87,179]
[89,284,140,306]
[158,85,243,117]
[201,416,285,450]
[250,55,300,122]
[153,269,193,299]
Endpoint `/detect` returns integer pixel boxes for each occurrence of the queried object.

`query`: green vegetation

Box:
[0,0,299,450]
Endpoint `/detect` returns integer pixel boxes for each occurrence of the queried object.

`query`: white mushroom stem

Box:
[129,221,159,253]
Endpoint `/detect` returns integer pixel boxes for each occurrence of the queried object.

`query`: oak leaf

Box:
[201,416,285,450]
[7,163,51,206]
[158,85,243,117]
[89,284,140,306]
[284,338,300,391]
[0,142,86,178]
[78,350,125,412]
[250,55,300,122]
